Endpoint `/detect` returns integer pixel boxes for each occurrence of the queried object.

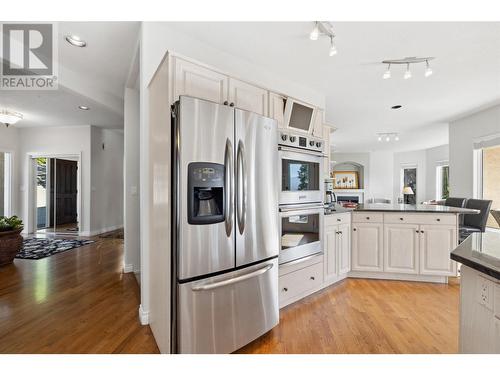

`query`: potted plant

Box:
[0,216,23,266]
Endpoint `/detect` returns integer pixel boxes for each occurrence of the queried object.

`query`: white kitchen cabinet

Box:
[269,92,285,128]
[338,223,351,275]
[312,109,324,137]
[324,226,338,280]
[351,223,384,272]
[228,78,268,115]
[322,125,332,178]
[384,224,419,274]
[173,57,228,104]
[419,225,457,276]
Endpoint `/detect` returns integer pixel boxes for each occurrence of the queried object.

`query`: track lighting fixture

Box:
[377,132,400,142]
[309,21,338,57]
[381,56,435,79]
[404,63,412,80]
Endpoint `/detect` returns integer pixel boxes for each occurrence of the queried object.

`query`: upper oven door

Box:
[279,146,324,205]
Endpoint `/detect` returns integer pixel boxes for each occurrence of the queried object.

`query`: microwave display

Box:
[281,213,320,251]
[282,159,320,192]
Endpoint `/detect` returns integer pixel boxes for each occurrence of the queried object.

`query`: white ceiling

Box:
[0,22,139,129]
[166,22,500,152]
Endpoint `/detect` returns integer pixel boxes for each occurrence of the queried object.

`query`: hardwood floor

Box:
[0,235,159,354]
[237,277,460,354]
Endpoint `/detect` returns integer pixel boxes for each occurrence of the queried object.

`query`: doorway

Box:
[32,155,80,235]
[0,151,12,217]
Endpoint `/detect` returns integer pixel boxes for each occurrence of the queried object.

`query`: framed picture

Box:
[331,171,359,189]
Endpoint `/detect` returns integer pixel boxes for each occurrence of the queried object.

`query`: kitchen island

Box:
[348,204,478,283]
[450,232,500,353]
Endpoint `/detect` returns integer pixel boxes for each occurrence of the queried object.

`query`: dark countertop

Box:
[451,232,500,280]
[353,203,479,214]
[324,204,353,215]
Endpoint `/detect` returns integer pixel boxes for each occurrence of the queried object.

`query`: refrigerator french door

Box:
[172,96,279,354]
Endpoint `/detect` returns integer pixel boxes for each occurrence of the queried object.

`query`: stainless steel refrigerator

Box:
[171,96,279,354]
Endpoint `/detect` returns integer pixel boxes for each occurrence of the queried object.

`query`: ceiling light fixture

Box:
[383,64,391,79]
[309,21,338,57]
[309,22,319,41]
[381,56,435,80]
[391,105,402,109]
[0,109,23,127]
[404,63,412,80]
[65,35,87,47]
[78,105,90,110]
[377,132,400,142]
[425,60,433,77]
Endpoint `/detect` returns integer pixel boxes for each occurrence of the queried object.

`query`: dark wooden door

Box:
[49,159,78,226]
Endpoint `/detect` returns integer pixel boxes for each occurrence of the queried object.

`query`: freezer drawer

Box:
[177,258,279,354]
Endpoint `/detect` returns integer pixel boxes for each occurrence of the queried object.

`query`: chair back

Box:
[444,197,467,208]
[463,199,493,232]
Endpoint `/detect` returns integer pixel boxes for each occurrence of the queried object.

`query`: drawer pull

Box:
[420,230,425,233]
[400,217,404,221]
[437,218,441,222]
[416,230,419,233]
[353,228,357,231]
[282,287,288,292]
[337,218,341,222]
[310,276,315,280]
[366,217,370,220]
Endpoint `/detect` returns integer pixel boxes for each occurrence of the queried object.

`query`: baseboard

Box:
[123,263,134,273]
[348,271,448,284]
[80,224,123,237]
[138,305,149,325]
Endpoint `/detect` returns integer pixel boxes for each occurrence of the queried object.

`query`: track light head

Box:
[425,60,433,77]
[310,22,319,41]
[329,36,337,56]
[383,64,391,79]
[404,63,412,79]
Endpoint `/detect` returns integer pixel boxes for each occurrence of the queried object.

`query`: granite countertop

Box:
[451,232,500,280]
[324,204,353,215]
[353,203,479,214]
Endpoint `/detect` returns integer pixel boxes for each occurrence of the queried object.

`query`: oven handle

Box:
[279,203,324,213]
[278,145,324,158]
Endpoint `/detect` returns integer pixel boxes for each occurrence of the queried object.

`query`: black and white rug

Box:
[16,238,95,260]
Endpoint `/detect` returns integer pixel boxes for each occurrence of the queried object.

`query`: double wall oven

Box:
[278,130,324,265]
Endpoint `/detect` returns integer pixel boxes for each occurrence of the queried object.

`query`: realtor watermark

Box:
[0,22,58,90]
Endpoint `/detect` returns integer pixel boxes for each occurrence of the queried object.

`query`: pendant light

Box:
[309,22,319,41]
[0,109,23,127]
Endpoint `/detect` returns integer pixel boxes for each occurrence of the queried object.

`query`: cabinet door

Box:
[173,57,228,103]
[269,92,285,128]
[228,78,268,115]
[384,224,419,274]
[322,125,332,178]
[324,225,338,280]
[312,109,324,137]
[419,225,457,276]
[338,223,351,275]
[351,223,384,272]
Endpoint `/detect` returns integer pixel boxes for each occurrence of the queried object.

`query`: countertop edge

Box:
[450,252,500,281]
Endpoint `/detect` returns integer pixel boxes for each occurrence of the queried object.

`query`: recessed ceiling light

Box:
[65,35,87,47]
[78,105,90,110]
[391,105,402,109]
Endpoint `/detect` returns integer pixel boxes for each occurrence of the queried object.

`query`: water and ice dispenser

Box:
[187,162,225,225]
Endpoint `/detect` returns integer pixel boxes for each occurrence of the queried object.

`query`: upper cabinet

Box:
[269,92,285,128]
[312,109,324,138]
[228,78,268,115]
[173,57,228,104]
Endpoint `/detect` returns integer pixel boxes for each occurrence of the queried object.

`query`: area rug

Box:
[16,238,95,260]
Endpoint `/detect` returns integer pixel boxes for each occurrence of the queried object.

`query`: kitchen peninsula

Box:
[451,232,500,353]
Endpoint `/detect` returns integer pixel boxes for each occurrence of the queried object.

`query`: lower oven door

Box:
[279,205,323,265]
[279,147,324,205]
[177,258,279,354]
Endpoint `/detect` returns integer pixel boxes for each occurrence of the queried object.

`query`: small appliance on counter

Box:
[324,180,336,207]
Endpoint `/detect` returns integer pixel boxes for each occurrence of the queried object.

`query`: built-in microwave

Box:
[283,98,316,134]
[278,144,324,206]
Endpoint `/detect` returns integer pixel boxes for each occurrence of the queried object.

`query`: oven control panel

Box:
[278,130,323,152]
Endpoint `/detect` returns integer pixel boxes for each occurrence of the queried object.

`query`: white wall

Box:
[369,151,394,202]
[0,126,19,217]
[17,126,92,234]
[449,104,500,197]
[90,127,124,235]
[124,88,141,273]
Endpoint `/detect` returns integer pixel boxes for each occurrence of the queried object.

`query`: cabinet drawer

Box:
[325,212,351,226]
[352,212,383,223]
[279,262,323,304]
[384,213,456,225]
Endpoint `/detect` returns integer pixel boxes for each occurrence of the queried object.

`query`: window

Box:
[400,166,417,204]
[482,145,500,229]
[436,164,450,200]
[0,152,12,217]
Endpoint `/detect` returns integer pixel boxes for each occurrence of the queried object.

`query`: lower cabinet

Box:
[279,261,323,307]
[351,223,384,272]
[419,225,457,276]
[324,222,351,281]
[384,224,419,274]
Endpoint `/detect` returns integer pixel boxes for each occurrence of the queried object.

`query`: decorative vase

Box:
[0,228,23,266]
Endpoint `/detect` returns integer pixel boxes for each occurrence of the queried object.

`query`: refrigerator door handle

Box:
[224,138,234,237]
[236,140,246,234]
[191,263,273,291]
